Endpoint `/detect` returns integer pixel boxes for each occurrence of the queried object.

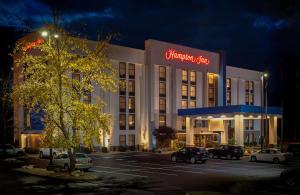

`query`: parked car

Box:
[249,149,291,164]
[208,145,243,160]
[287,143,300,158]
[171,147,209,164]
[39,148,69,159]
[280,168,300,186]
[0,144,25,157]
[53,153,92,171]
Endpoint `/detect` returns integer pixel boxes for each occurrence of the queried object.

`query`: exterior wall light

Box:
[41,31,49,37]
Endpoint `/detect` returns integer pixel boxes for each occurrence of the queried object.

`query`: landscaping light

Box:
[53,34,59,39]
[41,31,49,37]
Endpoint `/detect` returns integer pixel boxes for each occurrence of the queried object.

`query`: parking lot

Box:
[89,152,300,194]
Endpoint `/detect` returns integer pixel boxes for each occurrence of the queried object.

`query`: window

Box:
[182,70,188,83]
[128,134,135,146]
[181,100,188,109]
[128,80,135,96]
[245,81,249,92]
[190,100,196,108]
[159,66,166,81]
[119,114,126,130]
[249,119,254,130]
[119,79,126,95]
[249,93,254,105]
[181,117,186,130]
[128,63,135,79]
[181,84,188,98]
[245,119,249,130]
[128,114,135,130]
[226,78,231,105]
[249,81,254,92]
[190,71,196,84]
[159,115,166,127]
[119,62,126,78]
[119,96,126,112]
[159,82,166,97]
[245,93,249,105]
[208,74,216,107]
[128,97,135,113]
[72,72,81,82]
[159,98,166,113]
[83,91,91,104]
[190,85,196,99]
[119,135,126,146]
[245,80,254,105]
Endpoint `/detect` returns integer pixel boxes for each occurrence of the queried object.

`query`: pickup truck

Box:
[39,148,69,159]
[0,144,25,157]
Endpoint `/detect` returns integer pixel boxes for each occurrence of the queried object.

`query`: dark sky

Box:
[0,0,299,104]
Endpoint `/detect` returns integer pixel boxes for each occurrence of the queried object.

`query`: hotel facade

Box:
[14,37,282,150]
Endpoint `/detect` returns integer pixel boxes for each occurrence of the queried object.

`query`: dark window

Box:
[119,114,126,130]
[128,97,135,113]
[128,80,135,96]
[159,82,166,97]
[119,62,126,78]
[249,119,254,130]
[181,117,186,130]
[119,79,126,95]
[159,66,166,81]
[128,114,135,130]
[119,96,126,112]
[119,135,126,145]
[128,63,135,79]
[128,134,135,146]
[83,91,91,104]
[159,115,166,127]
[159,98,166,113]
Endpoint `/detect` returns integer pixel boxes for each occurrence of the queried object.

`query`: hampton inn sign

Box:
[165,49,210,65]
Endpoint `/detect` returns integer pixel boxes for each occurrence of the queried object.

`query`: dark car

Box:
[208,145,243,160]
[280,168,300,186]
[287,143,300,158]
[171,147,209,164]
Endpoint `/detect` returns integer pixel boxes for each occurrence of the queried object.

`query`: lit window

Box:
[119,79,126,95]
[119,114,126,130]
[208,74,216,107]
[226,78,231,105]
[208,74,214,85]
[190,71,196,83]
[190,100,196,108]
[159,66,166,81]
[128,97,135,113]
[159,115,166,127]
[181,100,188,109]
[119,62,126,78]
[129,63,135,79]
[159,82,166,97]
[182,70,188,82]
[190,85,196,98]
[226,78,231,88]
[128,80,135,96]
[181,117,186,130]
[128,114,135,130]
[119,135,126,145]
[181,84,188,97]
[159,98,166,113]
[119,96,126,112]
[128,134,135,146]
[249,81,254,91]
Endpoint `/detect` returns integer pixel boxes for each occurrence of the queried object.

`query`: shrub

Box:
[101,147,108,153]
[129,145,135,151]
[119,145,127,152]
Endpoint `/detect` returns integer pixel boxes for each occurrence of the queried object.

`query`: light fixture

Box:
[263,73,268,78]
[41,31,48,37]
[207,116,213,119]
[221,115,226,118]
[53,34,59,38]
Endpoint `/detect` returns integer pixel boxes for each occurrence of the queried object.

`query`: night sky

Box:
[0,0,299,139]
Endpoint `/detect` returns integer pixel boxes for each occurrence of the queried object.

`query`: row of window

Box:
[119,134,135,146]
[208,74,217,107]
[72,72,92,103]
[226,79,255,105]
[182,70,196,84]
[119,114,135,130]
[245,119,254,130]
[159,66,167,127]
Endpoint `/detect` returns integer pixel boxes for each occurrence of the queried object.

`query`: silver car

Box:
[53,153,92,171]
[249,149,290,164]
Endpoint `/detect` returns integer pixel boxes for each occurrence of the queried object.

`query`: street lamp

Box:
[260,73,268,150]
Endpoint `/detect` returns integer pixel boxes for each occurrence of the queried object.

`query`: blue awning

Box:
[178,105,282,116]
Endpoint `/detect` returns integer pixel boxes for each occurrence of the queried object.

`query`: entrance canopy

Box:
[178,105,282,118]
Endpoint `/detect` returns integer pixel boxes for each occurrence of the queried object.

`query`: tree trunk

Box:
[68,148,76,172]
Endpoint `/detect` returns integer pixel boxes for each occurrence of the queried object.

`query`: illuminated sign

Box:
[165,49,210,65]
[22,38,45,51]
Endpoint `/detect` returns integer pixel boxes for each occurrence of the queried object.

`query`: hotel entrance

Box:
[194,133,219,147]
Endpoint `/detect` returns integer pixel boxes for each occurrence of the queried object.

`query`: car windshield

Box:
[75,153,87,158]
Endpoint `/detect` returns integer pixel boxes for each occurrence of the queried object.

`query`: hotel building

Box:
[14,35,282,150]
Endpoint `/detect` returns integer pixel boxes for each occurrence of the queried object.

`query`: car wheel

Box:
[250,156,257,162]
[64,164,69,171]
[208,153,214,159]
[227,154,232,160]
[171,155,177,162]
[190,157,196,164]
[286,176,296,186]
[39,151,43,159]
[273,158,280,164]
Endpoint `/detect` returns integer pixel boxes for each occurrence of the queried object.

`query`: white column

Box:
[186,117,194,146]
[234,114,244,145]
[269,116,278,145]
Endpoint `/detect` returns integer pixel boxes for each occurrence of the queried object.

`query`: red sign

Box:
[165,49,210,65]
[22,38,45,51]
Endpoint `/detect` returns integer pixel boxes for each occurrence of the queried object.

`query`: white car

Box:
[39,148,69,159]
[249,149,290,164]
[53,153,92,171]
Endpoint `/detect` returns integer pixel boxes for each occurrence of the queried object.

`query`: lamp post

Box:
[260,73,268,150]
[40,30,59,168]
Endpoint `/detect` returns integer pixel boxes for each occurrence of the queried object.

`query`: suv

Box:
[208,145,243,160]
[0,144,25,157]
[39,148,69,159]
[171,147,209,164]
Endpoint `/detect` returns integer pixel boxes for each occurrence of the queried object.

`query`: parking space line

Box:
[119,164,178,176]
[91,169,148,178]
